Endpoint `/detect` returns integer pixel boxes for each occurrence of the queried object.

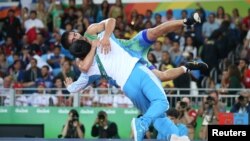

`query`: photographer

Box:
[61,109,85,138]
[198,91,221,140]
[91,110,119,139]
[176,97,197,140]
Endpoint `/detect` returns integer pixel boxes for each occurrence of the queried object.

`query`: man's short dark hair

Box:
[42,65,50,70]
[30,10,37,15]
[166,108,179,119]
[61,31,70,50]
[69,40,91,59]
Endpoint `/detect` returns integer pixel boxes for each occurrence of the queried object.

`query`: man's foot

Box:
[169,134,190,141]
[185,61,208,72]
[183,12,201,26]
[131,118,147,141]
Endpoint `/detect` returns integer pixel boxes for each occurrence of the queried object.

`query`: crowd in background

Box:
[0,0,250,140]
[0,0,249,107]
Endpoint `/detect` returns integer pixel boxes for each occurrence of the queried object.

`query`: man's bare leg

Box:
[147,20,184,41]
[147,13,200,42]
[152,67,186,82]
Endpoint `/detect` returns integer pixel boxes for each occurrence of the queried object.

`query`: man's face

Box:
[68,32,82,45]
[41,67,48,77]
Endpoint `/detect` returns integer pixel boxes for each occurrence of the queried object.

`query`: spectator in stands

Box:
[1,9,21,46]
[36,65,53,89]
[53,77,71,106]
[47,46,64,70]
[151,41,163,62]
[61,109,85,138]
[47,0,64,31]
[74,9,89,35]
[232,8,242,28]
[36,0,48,28]
[97,0,110,22]
[8,60,25,83]
[80,86,94,107]
[20,7,29,27]
[183,36,197,59]
[164,9,175,22]
[237,58,249,81]
[176,97,197,140]
[215,6,225,25]
[143,9,153,24]
[241,8,250,32]
[28,82,49,106]
[202,13,220,39]
[0,53,9,76]
[162,34,172,52]
[153,13,162,27]
[23,58,42,89]
[29,33,49,55]
[124,24,138,39]
[20,46,31,67]
[230,95,250,114]
[13,83,28,106]
[169,40,185,67]
[109,0,125,20]
[82,0,98,23]
[227,64,243,94]
[180,10,188,20]
[147,52,158,69]
[24,10,45,44]
[1,36,16,56]
[61,7,77,30]
[113,93,133,108]
[200,30,221,73]
[56,57,76,82]
[159,62,175,90]
[96,79,112,107]
[91,110,119,139]
[2,76,13,106]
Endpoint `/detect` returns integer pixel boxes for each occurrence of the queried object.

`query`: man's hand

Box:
[92,39,101,49]
[64,77,73,87]
[100,37,111,54]
[73,121,80,127]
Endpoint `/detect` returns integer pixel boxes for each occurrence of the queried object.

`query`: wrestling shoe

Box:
[185,61,208,72]
[131,118,147,141]
[169,134,190,141]
[183,12,201,26]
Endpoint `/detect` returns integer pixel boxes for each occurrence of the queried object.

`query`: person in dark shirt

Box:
[91,110,119,139]
[61,109,85,138]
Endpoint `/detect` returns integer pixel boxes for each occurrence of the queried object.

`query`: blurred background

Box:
[0,0,250,140]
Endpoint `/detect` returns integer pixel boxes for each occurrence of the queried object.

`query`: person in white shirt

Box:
[24,10,45,33]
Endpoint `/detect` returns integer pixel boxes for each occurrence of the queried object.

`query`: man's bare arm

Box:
[86,18,116,38]
[86,18,116,54]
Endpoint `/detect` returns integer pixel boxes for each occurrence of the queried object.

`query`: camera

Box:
[71,116,79,122]
[180,101,187,109]
[205,96,215,106]
[98,114,105,122]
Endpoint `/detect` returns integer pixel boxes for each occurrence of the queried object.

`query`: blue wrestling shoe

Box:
[132,118,147,141]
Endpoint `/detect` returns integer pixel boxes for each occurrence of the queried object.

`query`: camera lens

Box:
[98,114,105,121]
